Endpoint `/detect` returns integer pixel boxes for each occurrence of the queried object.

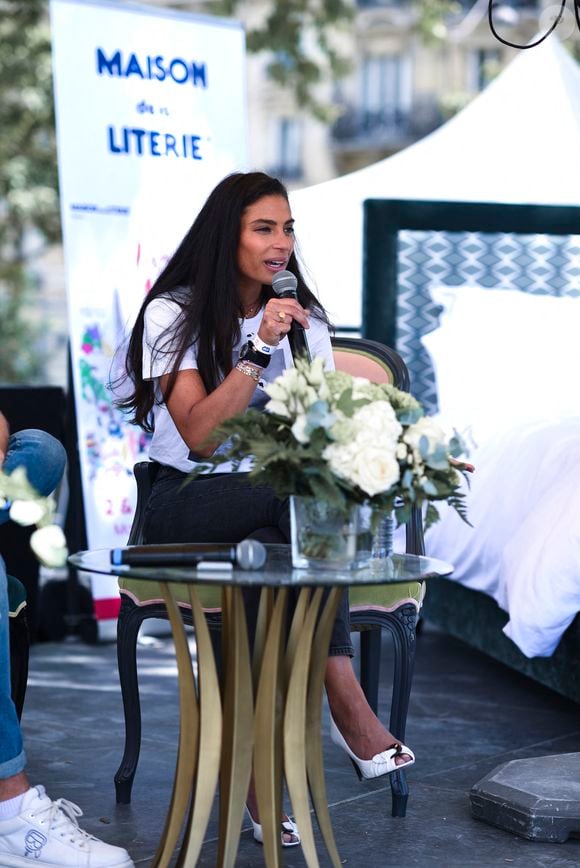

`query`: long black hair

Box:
[117,171,329,432]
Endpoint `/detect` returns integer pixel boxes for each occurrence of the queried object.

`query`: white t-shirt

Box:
[143,295,334,473]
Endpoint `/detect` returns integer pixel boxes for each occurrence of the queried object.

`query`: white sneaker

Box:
[0,786,134,867]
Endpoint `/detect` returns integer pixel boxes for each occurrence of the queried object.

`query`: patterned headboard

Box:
[362,200,580,414]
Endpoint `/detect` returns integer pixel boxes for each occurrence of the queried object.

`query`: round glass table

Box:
[71,545,453,868]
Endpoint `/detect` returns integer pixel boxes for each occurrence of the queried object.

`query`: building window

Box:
[471,48,502,91]
[269,117,303,181]
[362,54,401,116]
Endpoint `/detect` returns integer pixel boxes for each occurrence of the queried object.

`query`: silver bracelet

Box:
[236,360,262,382]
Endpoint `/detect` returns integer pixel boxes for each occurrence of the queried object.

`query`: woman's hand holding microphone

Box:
[257,298,310,347]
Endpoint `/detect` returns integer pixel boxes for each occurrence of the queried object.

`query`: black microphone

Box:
[271,269,311,362]
[110,539,267,570]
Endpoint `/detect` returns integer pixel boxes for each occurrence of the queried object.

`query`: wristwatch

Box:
[238,339,271,368]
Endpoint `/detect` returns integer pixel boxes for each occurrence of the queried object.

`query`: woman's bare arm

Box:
[161,296,308,458]
[162,366,262,458]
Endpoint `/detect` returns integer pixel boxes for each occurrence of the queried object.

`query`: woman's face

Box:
[237,194,295,294]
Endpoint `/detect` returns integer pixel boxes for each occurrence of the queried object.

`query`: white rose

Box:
[30,524,68,567]
[10,499,47,527]
[352,402,402,447]
[350,446,400,497]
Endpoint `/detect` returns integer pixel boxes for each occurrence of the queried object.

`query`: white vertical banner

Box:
[50,0,247,628]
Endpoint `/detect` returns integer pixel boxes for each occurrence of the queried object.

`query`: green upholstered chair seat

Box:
[349,580,424,616]
[118,578,221,612]
[119,576,423,617]
[8,574,27,618]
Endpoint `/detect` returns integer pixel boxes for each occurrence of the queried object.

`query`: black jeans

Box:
[143,466,353,657]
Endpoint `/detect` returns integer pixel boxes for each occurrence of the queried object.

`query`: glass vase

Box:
[290,496,373,571]
[371,511,394,560]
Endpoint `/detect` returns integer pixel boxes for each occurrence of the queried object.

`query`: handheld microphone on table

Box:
[110,539,267,570]
[271,269,311,362]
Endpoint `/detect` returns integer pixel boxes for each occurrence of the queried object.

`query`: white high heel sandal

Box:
[329,715,415,780]
[245,807,301,848]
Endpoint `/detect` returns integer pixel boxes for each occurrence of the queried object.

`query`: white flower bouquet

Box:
[0,466,68,567]
[195,356,469,531]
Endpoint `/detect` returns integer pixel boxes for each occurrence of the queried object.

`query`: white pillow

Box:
[421,286,580,448]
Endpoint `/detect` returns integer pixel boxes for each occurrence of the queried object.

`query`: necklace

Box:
[241,299,262,319]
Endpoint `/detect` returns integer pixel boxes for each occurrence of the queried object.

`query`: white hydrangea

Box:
[404,416,448,448]
[30,524,68,568]
[329,414,357,444]
[10,499,49,527]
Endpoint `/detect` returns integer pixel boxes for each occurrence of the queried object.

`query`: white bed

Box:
[417,285,580,658]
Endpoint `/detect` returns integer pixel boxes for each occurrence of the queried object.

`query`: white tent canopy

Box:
[290,36,580,326]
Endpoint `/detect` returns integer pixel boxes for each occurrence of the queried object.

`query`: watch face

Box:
[239,342,249,357]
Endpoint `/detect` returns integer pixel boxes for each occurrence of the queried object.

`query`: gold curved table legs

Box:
[218,587,254,867]
[305,588,343,867]
[284,588,342,868]
[253,588,288,868]
[155,584,200,868]
[178,587,223,866]
[155,581,344,867]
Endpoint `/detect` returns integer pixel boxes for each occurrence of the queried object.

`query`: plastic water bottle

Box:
[372,512,394,560]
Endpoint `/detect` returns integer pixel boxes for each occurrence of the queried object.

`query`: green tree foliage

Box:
[208,0,354,121]
[0,0,59,382]
[206,1,465,118]
[415,0,463,43]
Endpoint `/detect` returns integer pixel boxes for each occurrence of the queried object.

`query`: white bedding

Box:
[422,415,580,658]
[418,285,580,658]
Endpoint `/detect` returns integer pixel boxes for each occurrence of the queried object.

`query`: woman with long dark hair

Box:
[119,171,414,848]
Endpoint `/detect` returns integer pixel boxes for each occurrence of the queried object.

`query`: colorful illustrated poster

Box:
[50,0,247,632]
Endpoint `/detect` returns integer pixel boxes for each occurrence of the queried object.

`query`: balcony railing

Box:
[331,103,442,150]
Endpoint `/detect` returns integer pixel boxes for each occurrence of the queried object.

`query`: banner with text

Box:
[50,0,247,628]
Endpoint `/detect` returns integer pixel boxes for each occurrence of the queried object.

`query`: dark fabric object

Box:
[0,385,67,641]
[422,577,580,704]
[9,607,29,721]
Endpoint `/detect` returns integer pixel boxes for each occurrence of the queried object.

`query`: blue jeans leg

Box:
[3,429,66,495]
[0,430,66,526]
[0,557,26,779]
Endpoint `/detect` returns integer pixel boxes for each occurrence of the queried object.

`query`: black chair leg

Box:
[115,597,147,804]
[386,603,418,818]
[359,628,381,715]
[9,610,29,721]
[389,769,409,818]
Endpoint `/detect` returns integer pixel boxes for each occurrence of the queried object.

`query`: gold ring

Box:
[278,311,286,321]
